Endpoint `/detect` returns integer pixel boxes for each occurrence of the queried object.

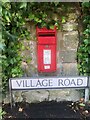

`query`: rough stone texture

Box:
[28,40,37,76]
[0,94,1,103]
[59,50,77,63]
[24,90,49,103]
[63,31,79,50]
[57,31,63,75]
[57,31,65,51]
[49,89,80,102]
[3,89,81,104]
[63,23,78,31]
[66,89,81,101]
[0,80,2,103]
[3,5,81,104]
[11,90,49,103]
[62,63,78,76]
[3,94,10,104]
[21,40,37,77]
[66,13,79,22]
[26,22,36,41]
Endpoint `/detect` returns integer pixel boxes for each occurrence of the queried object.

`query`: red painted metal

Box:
[36,27,57,72]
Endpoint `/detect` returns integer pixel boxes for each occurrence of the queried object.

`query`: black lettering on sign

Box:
[42,80,48,87]
[70,79,76,86]
[23,80,25,87]
[30,80,35,87]
[58,79,64,86]
[49,79,53,86]
[16,80,22,87]
[64,79,70,86]
[25,80,30,87]
[77,79,83,85]
[36,80,42,87]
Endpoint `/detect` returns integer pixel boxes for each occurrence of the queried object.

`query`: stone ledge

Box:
[63,22,78,31]
[3,89,81,104]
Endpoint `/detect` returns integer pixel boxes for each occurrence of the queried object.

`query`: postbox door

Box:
[37,44,56,72]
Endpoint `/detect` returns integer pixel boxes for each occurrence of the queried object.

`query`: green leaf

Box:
[5,15,10,22]
[84,39,88,44]
[50,25,54,29]
[21,45,25,50]
[29,13,35,20]
[38,19,42,23]
[61,16,66,23]
[20,3,27,9]
[82,2,90,8]
[1,0,9,3]
[0,43,4,50]
[83,29,90,34]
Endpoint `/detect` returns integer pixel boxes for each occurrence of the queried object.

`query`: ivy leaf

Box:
[88,47,90,54]
[82,2,90,8]
[38,19,42,23]
[0,43,4,50]
[5,15,10,23]
[50,25,54,29]
[34,17,39,22]
[1,0,9,3]
[29,13,35,20]
[54,2,59,7]
[83,29,90,34]
[61,16,66,23]
[41,22,47,28]
[84,39,88,44]
[20,3,27,9]
[5,31,17,41]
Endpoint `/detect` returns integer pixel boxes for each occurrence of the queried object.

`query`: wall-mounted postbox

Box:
[36,27,57,72]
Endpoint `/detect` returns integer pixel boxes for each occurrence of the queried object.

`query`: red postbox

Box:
[36,27,57,72]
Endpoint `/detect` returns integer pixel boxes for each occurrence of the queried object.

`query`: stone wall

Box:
[3,3,82,104]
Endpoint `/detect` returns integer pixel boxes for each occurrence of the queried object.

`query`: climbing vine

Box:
[77,2,90,76]
[2,2,66,93]
[2,2,90,94]
[2,2,30,93]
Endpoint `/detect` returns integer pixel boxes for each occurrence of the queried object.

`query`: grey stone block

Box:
[61,63,78,76]
[63,31,79,50]
[12,89,80,103]
[63,23,78,31]
[9,90,49,104]
[59,50,77,63]
[49,89,70,101]
[66,13,79,22]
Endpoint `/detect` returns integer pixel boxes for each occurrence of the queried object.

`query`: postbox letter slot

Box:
[38,33,55,37]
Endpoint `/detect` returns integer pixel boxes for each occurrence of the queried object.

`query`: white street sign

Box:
[10,77,88,90]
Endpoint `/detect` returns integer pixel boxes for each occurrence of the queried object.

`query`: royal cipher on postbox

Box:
[36,26,57,73]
